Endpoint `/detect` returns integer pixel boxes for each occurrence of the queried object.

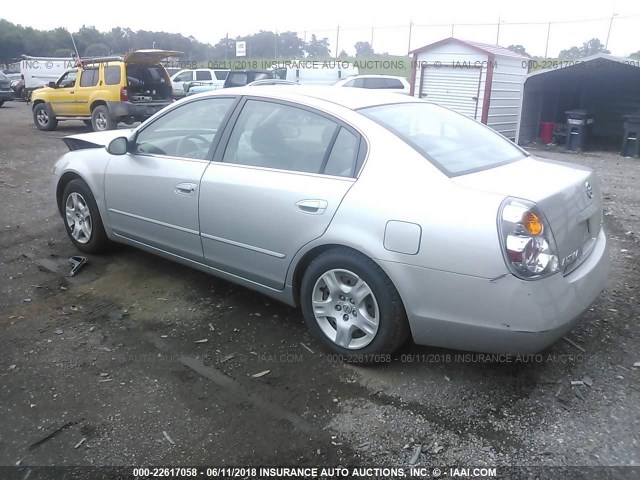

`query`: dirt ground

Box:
[0,100,639,475]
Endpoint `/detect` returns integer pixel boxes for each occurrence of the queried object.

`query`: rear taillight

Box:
[120,86,128,101]
[498,198,559,280]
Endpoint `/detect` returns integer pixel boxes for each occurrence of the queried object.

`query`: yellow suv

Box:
[31,50,179,131]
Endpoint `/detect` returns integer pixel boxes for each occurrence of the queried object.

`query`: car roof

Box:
[203,85,419,110]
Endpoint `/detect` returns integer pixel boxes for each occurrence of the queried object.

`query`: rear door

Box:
[103,96,237,260]
[199,98,362,289]
[72,66,99,115]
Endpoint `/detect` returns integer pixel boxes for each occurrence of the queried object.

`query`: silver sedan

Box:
[52,86,610,360]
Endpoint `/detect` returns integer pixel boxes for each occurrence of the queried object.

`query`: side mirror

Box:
[107,137,129,155]
[48,81,57,88]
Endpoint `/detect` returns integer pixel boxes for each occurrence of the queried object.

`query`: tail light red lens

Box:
[120,87,128,101]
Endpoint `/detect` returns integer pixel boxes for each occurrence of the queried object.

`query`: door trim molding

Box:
[200,232,286,259]
[108,208,199,236]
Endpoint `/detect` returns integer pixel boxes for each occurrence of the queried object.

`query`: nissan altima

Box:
[52,86,610,360]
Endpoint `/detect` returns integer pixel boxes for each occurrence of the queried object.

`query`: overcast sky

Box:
[2,0,639,57]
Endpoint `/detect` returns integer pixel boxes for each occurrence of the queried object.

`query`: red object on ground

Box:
[539,122,555,144]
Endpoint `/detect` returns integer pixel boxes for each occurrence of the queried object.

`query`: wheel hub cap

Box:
[65,192,92,244]
[312,269,379,350]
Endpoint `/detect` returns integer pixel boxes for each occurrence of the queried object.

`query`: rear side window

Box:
[214,71,229,80]
[223,100,342,175]
[324,128,358,177]
[362,78,385,89]
[384,78,404,89]
[104,66,121,85]
[360,102,526,176]
[80,68,99,87]
[195,71,212,81]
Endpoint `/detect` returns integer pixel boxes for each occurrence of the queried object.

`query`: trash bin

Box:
[621,114,640,158]
[539,121,555,144]
[565,110,594,151]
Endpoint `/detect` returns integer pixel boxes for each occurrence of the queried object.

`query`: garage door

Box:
[420,66,482,119]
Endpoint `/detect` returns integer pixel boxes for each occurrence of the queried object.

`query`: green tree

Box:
[507,44,530,57]
[354,41,374,57]
[305,34,330,58]
[84,43,111,57]
[559,38,610,59]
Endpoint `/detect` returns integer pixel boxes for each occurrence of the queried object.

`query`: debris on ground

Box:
[54,328,63,335]
[68,256,88,277]
[74,438,86,449]
[195,339,208,344]
[563,336,586,352]
[29,421,75,450]
[583,376,593,387]
[409,444,422,465]
[300,343,314,354]
[162,431,175,445]
[571,380,584,386]
[252,370,270,378]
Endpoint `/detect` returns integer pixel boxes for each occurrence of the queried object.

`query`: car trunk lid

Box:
[453,156,603,275]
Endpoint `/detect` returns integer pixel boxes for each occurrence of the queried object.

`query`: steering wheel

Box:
[176,134,209,158]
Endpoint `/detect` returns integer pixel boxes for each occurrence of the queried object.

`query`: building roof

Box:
[525,53,640,80]
[410,37,527,59]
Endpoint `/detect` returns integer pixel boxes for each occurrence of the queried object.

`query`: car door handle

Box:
[296,199,328,215]
[175,183,197,195]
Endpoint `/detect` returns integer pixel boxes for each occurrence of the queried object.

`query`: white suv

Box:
[333,75,410,94]
[170,69,229,97]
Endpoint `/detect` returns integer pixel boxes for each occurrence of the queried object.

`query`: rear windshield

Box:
[360,102,526,176]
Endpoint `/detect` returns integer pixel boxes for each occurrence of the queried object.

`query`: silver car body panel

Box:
[53,87,610,353]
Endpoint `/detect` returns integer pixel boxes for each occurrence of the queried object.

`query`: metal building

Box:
[409,37,528,140]
[515,54,640,146]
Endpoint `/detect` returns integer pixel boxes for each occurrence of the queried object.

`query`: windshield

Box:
[360,102,527,176]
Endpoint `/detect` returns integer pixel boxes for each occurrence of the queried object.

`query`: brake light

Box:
[498,198,559,280]
[120,86,128,101]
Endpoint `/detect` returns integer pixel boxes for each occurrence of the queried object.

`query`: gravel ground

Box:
[0,101,638,477]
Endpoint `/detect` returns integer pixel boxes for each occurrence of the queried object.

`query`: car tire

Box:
[33,103,58,131]
[61,179,110,254]
[300,248,409,362]
[91,105,116,131]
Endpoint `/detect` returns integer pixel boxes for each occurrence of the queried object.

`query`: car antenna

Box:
[70,33,83,67]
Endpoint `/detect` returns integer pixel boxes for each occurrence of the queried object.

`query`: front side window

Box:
[223,100,344,175]
[57,70,77,88]
[174,71,193,82]
[134,97,235,160]
[360,102,527,176]
[79,68,99,87]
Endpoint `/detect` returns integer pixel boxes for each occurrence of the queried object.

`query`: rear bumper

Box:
[380,228,610,353]
[0,90,15,101]
[106,101,171,120]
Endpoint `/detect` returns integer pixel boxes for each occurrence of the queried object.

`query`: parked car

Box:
[170,68,229,97]
[334,74,410,94]
[31,50,180,131]
[186,78,298,96]
[52,87,609,360]
[0,72,15,107]
[20,55,77,99]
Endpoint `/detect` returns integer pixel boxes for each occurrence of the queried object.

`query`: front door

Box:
[103,96,237,260]
[199,98,361,289]
[49,69,79,116]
